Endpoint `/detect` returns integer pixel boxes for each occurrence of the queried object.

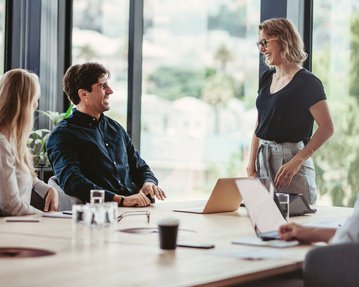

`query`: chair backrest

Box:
[304,243,359,287]
[48,176,83,211]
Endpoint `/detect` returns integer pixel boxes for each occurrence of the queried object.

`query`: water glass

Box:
[72,204,86,224]
[90,189,105,204]
[276,193,290,220]
[71,203,118,245]
[103,202,118,225]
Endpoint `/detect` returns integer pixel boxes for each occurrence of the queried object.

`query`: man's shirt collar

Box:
[71,109,104,127]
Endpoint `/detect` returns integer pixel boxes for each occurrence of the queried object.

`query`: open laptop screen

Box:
[235,178,286,236]
[173,178,242,214]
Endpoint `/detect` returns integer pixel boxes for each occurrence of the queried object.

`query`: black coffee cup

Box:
[158,218,179,250]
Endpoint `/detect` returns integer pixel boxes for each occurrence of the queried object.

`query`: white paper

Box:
[304,218,345,228]
[215,245,295,260]
[232,236,299,248]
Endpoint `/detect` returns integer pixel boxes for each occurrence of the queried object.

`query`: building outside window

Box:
[141,0,260,199]
[72,0,260,201]
[72,0,129,127]
[313,0,359,206]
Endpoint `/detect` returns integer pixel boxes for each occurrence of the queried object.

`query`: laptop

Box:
[235,177,287,240]
[173,178,242,214]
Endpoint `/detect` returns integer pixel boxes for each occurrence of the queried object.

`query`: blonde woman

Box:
[246,18,334,204]
[0,69,58,215]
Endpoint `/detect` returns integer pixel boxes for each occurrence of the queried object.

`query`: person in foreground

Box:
[280,193,359,244]
[246,18,334,204]
[47,62,166,207]
[0,69,58,215]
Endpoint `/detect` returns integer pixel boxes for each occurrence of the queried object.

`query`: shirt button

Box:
[92,118,96,121]
[89,123,92,126]
[105,143,109,147]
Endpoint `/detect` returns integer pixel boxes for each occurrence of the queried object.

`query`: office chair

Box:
[303,243,359,287]
[47,176,82,211]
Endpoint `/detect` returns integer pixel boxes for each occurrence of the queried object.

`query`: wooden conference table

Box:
[0,200,353,287]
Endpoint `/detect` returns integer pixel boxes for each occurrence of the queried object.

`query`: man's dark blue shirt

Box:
[47,109,158,203]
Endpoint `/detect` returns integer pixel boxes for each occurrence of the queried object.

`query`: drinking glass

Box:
[90,189,105,204]
[276,193,290,220]
[72,203,118,245]
[103,202,118,225]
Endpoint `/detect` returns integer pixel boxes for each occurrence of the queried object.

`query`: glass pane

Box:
[142,0,260,200]
[0,0,5,74]
[313,1,359,206]
[72,0,129,126]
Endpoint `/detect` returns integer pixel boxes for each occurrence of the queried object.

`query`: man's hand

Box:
[279,223,306,241]
[140,182,166,201]
[44,187,59,212]
[113,183,166,207]
[114,192,152,207]
[123,192,152,207]
[279,223,335,244]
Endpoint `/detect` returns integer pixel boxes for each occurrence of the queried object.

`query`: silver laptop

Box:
[235,177,287,240]
[173,178,242,214]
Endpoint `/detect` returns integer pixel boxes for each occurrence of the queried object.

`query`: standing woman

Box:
[246,18,334,204]
[0,69,58,215]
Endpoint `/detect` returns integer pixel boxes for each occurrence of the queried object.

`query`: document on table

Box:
[216,247,292,260]
[304,218,345,228]
[232,236,299,248]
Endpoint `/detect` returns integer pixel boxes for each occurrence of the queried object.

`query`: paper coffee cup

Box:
[158,218,179,250]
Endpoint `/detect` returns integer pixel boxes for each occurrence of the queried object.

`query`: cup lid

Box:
[158,217,179,226]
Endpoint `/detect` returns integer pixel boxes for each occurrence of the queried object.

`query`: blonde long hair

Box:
[0,69,40,176]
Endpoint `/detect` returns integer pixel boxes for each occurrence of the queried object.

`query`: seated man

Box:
[47,62,166,207]
[279,193,359,244]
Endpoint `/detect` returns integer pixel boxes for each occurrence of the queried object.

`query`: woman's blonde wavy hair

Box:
[259,18,308,66]
[0,69,40,176]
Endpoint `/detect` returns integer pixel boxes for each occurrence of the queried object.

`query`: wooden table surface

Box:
[0,200,353,287]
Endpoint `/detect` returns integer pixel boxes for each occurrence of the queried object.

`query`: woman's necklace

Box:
[273,73,280,81]
[273,72,294,81]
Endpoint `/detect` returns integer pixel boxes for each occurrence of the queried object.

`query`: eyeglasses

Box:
[256,38,276,49]
[117,210,150,223]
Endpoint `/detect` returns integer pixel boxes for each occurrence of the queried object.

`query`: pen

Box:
[5,218,41,222]
[62,211,72,215]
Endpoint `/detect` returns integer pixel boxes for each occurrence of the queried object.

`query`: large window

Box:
[141,0,260,199]
[72,0,129,126]
[0,0,5,74]
[313,0,359,206]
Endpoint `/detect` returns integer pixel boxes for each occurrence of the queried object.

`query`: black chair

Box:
[303,243,359,287]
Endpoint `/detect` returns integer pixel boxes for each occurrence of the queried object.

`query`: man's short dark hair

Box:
[63,62,111,104]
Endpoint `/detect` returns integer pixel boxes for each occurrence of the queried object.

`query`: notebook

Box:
[235,177,287,241]
[173,178,242,214]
